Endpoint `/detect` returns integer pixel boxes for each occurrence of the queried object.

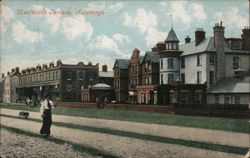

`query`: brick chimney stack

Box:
[185,35,191,44]
[102,64,107,72]
[195,28,205,46]
[241,26,250,51]
[214,21,225,82]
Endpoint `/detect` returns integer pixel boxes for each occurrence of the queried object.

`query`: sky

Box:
[0,0,249,75]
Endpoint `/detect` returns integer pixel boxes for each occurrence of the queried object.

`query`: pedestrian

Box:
[40,95,54,137]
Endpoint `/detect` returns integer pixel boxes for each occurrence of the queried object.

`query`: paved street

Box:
[1,108,248,158]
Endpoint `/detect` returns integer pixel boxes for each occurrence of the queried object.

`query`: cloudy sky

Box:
[1,0,249,74]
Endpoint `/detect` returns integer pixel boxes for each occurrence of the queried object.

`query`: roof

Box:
[91,83,111,90]
[99,71,113,78]
[180,37,212,56]
[207,77,250,94]
[180,37,250,56]
[113,59,129,70]
[139,56,144,64]
[143,52,159,63]
[165,28,179,43]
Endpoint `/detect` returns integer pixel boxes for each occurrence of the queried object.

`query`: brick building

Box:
[136,51,159,104]
[113,59,129,103]
[17,60,98,102]
[128,48,144,103]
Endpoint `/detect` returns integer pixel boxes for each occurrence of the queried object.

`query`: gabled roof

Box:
[139,56,144,64]
[113,59,129,70]
[165,28,179,43]
[143,52,159,63]
[180,37,250,56]
[207,77,250,93]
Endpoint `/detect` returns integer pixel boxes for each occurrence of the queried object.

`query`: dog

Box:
[19,111,29,119]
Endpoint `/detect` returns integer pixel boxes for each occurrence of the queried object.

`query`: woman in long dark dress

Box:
[40,96,54,137]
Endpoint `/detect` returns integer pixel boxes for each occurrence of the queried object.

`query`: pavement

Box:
[1,108,249,158]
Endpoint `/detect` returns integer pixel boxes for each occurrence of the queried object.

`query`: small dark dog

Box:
[19,111,29,119]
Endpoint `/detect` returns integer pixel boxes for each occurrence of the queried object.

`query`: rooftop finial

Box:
[170,14,173,28]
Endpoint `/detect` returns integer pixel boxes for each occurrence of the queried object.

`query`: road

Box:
[1,108,248,158]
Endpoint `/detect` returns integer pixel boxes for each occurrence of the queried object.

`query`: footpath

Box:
[0,108,249,158]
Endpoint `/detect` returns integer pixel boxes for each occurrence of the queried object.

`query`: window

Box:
[197,54,201,66]
[67,73,71,80]
[115,79,120,90]
[209,53,215,65]
[148,63,151,71]
[173,43,176,49]
[79,72,83,80]
[132,65,135,73]
[160,59,163,69]
[144,63,148,72]
[135,65,138,74]
[181,58,185,68]
[160,74,163,85]
[233,56,240,69]
[167,58,174,69]
[53,72,55,80]
[67,84,72,91]
[215,94,220,104]
[168,43,172,49]
[148,76,151,84]
[235,95,240,104]
[209,71,214,85]
[168,74,173,84]
[115,68,119,76]
[197,71,201,84]
[56,71,59,79]
[145,77,148,85]
[181,73,185,84]
[224,95,231,104]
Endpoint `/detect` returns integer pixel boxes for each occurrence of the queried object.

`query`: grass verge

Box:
[1,114,248,155]
[1,103,249,133]
[0,124,119,158]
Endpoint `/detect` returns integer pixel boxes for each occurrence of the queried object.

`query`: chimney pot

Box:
[185,35,191,44]
[102,64,107,72]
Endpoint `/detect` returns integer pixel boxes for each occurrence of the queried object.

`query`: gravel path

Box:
[0,128,98,158]
[0,116,243,158]
[1,108,249,148]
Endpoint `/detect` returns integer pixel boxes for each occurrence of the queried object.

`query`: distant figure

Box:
[96,97,101,109]
[40,95,54,137]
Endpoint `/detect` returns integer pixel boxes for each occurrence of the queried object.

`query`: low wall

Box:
[56,102,174,113]
[56,102,250,118]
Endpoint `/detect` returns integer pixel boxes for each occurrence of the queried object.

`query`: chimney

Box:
[151,46,157,52]
[156,42,166,51]
[213,21,225,82]
[43,64,48,69]
[241,26,250,51]
[36,65,41,70]
[57,59,62,66]
[7,72,10,76]
[185,35,191,44]
[15,67,19,73]
[195,28,205,46]
[11,68,15,73]
[2,73,5,78]
[49,62,54,68]
[102,64,107,72]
